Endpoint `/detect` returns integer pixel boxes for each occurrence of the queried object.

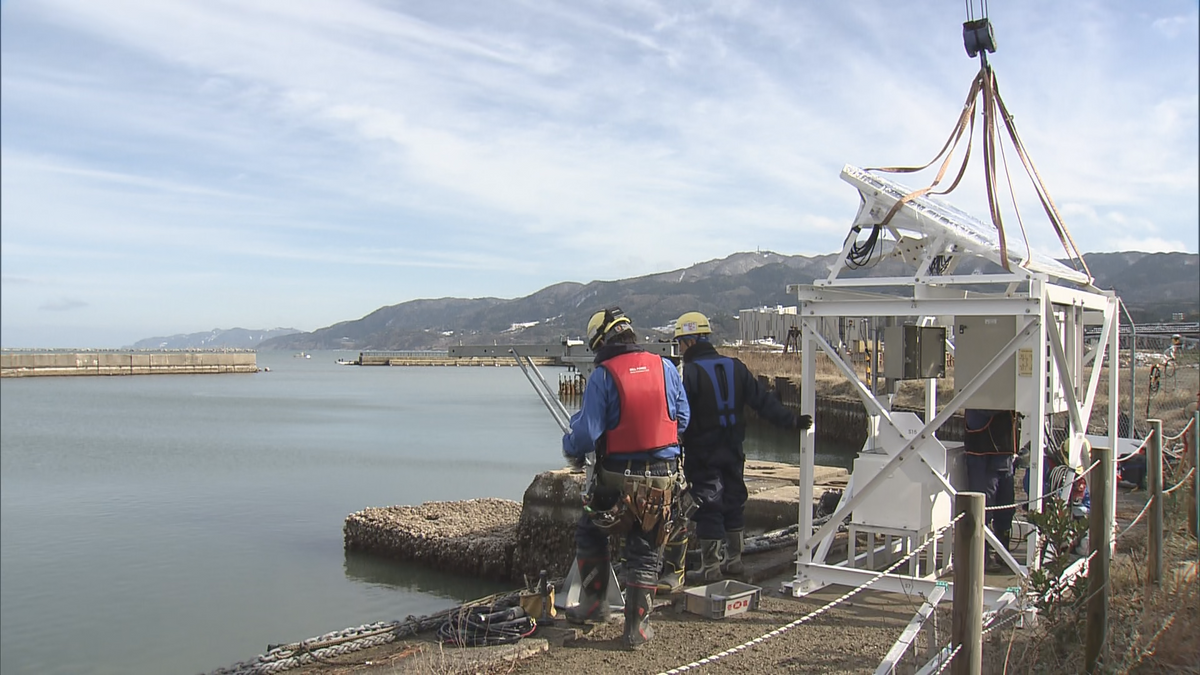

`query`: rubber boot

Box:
[656,531,688,594]
[565,556,611,624]
[722,529,745,576]
[621,580,656,650]
[687,538,723,584]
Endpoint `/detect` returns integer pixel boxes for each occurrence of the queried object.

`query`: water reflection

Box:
[343,550,512,601]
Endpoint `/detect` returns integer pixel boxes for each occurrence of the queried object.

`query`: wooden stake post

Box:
[1085,446,1112,674]
[1191,411,1199,539]
[1148,420,1163,587]
[951,492,984,675]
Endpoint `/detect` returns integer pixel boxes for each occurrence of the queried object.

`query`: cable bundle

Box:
[436,598,537,647]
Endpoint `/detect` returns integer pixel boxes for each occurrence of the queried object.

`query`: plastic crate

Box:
[683,580,762,619]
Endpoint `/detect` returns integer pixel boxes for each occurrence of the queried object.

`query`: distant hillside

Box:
[258,250,1199,352]
[130,327,301,350]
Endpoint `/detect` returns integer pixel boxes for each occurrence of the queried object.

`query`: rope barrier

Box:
[1163,417,1196,443]
[1163,467,1195,495]
[930,643,962,675]
[657,512,966,675]
[1116,499,1154,541]
[982,459,1100,513]
[981,608,1024,637]
[1116,436,1152,463]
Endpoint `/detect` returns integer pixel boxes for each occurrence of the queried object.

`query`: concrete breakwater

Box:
[0,351,258,378]
[344,462,848,583]
[358,354,556,367]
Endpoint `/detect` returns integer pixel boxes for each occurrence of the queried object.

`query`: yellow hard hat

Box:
[587,307,631,350]
[674,311,711,340]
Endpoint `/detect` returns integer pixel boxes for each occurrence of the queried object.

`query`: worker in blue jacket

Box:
[672,312,810,584]
[562,307,689,650]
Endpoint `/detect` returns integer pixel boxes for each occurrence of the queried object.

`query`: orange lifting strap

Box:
[866,65,1091,281]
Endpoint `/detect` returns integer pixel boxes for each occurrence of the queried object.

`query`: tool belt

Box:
[621,478,673,544]
[585,469,675,543]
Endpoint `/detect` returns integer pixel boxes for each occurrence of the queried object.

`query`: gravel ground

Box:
[288,572,949,675]
[277,466,1185,675]
[509,581,945,675]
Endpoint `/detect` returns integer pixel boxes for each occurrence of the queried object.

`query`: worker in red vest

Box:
[562,307,689,650]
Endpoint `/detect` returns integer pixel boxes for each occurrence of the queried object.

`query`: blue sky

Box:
[2,1,1197,348]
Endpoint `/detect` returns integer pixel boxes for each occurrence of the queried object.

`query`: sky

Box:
[1,1,1197,348]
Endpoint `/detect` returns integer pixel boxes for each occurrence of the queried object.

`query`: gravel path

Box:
[510,582,943,675]
[288,573,948,675]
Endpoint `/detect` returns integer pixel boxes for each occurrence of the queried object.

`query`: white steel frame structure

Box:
[785,165,1121,610]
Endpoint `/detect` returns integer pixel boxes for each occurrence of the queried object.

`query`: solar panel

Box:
[840,164,1091,285]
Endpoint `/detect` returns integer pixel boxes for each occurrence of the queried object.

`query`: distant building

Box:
[737,306,864,351]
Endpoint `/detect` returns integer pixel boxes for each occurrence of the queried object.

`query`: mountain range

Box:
[130,327,301,350]
[239,250,1197,352]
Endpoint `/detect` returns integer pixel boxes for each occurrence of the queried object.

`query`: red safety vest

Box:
[601,351,677,454]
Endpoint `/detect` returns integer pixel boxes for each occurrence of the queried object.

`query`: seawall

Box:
[0,351,258,378]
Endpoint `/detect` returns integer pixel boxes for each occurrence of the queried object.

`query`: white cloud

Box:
[1,0,1196,347]
[39,298,89,312]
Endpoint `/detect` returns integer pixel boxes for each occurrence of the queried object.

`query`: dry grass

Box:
[990,487,1199,674]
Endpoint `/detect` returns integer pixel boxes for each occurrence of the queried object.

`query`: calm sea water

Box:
[0,351,849,675]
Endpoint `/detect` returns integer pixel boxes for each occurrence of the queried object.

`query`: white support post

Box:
[798,314,817,568]
[1106,296,1121,544]
[1026,304,1047,571]
[799,322,1038,559]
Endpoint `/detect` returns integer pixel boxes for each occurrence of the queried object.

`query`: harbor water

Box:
[0,350,853,675]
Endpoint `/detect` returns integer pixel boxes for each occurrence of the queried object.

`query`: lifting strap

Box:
[864,64,1091,281]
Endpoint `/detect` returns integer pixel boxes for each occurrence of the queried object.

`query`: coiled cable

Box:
[435,597,537,647]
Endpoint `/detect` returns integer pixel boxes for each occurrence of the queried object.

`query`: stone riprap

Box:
[343,498,521,581]
[345,462,849,584]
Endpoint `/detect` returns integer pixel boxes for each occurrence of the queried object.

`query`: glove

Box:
[793,414,813,431]
[566,454,586,471]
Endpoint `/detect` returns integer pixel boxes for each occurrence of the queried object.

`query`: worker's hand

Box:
[792,414,813,431]
[565,454,587,471]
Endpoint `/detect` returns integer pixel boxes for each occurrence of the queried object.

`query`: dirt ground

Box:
[255,466,1199,675]
[291,575,950,675]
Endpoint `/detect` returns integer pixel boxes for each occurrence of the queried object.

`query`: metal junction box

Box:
[883,325,946,380]
[954,315,1017,409]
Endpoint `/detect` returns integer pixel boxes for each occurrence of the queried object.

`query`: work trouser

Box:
[575,459,676,583]
[684,443,747,541]
[965,453,1016,546]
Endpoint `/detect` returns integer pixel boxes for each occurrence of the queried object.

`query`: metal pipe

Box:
[510,350,570,433]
